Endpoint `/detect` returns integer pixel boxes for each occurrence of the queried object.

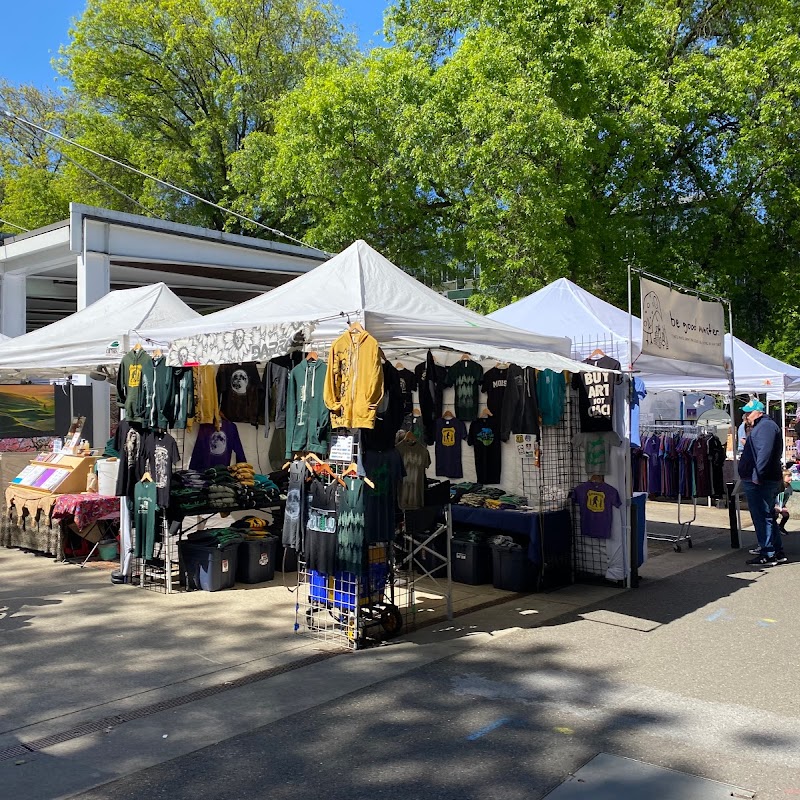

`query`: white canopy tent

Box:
[0,283,200,378]
[488,277,800,392]
[148,240,585,369]
[487,277,732,383]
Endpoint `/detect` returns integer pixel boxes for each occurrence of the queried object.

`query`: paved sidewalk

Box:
[0,502,770,799]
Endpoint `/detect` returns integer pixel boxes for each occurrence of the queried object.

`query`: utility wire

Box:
[0,108,331,256]
[0,217,30,233]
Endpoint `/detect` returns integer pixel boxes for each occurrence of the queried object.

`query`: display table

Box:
[52,493,120,531]
[450,505,572,565]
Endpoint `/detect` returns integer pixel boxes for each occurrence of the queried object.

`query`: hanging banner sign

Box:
[640,277,725,367]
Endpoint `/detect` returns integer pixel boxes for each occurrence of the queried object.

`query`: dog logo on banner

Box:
[642,290,668,351]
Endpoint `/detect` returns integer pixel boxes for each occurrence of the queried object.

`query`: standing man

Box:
[738,399,788,565]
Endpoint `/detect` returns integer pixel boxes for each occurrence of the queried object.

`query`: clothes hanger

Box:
[141,471,153,482]
[589,473,603,482]
[403,429,417,443]
[348,321,365,333]
[413,406,421,416]
[342,462,375,489]
[460,354,472,361]
[395,361,405,370]
[153,348,162,358]
[588,348,606,359]
[442,410,455,419]
[480,408,493,418]
[494,361,509,369]
[133,343,142,351]
[306,351,318,361]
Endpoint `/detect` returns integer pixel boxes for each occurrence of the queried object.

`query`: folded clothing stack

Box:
[453,529,488,544]
[474,486,505,500]
[186,528,246,548]
[207,485,238,509]
[173,470,209,489]
[487,534,521,550]
[498,494,527,508]
[459,493,486,508]
[230,462,256,486]
[204,465,238,485]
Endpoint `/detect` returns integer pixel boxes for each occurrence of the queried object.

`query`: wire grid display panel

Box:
[521,386,608,581]
[297,543,411,650]
[295,431,413,650]
[570,333,626,365]
[131,515,179,593]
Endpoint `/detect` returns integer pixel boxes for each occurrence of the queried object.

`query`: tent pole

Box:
[782,389,787,463]
[727,310,742,537]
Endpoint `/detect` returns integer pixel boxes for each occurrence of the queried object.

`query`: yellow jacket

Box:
[324,328,384,429]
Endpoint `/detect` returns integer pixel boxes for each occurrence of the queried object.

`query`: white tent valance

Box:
[0,283,199,378]
[150,240,574,366]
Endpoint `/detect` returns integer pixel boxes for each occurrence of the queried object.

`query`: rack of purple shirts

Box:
[634,425,726,500]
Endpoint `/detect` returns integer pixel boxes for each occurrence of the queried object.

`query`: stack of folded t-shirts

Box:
[186,528,245,548]
[253,474,280,492]
[498,494,527,509]
[170,487,210,513]
[487,534,521,549]
[459,493,486,508]
[207,484,238,509]
[453,529,487,544]
[474,486,505,500]
[172,470,209,489]
[230,462,256,486]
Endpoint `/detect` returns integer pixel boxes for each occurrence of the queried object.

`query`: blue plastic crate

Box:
[308,559,388,611]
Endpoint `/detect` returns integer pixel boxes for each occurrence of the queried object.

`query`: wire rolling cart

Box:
[299,542,406,649]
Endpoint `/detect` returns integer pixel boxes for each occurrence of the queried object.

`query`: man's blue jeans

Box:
[742,479,782,557]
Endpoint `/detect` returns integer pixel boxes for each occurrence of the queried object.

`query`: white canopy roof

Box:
[153,240,576,366]
[489,277,800,392]
[0,283,199,378]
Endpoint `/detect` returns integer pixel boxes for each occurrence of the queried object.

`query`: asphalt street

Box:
[67,546,800,800]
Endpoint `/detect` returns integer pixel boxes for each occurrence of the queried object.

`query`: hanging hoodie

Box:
[361,361,405,452]
[500,364,540,442]
[216,362,262,425]
[150,355,175,431]
[171,367,195,430]
[324,328,384,429]
[286,358,330,458]
[193,365,221,428]
[117,348,155,426]
[262,354,301,435]
[414,351,446,446]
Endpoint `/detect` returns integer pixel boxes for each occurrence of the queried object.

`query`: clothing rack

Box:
[639,424,717,551]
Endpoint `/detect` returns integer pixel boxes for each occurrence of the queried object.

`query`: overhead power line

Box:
[0,217,30,233]
[0,108,330,256]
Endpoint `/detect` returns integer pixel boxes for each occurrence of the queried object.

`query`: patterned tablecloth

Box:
[52,493,120,530]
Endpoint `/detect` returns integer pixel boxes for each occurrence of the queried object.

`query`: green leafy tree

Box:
[246,0,800,352]
[58,0,354,229]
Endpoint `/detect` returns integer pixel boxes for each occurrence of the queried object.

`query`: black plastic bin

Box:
[236,536,278,584]
[490,545,540,592]
[451,540,492,585]
[179,541,238,592]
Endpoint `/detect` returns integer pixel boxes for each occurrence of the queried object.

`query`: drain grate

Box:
[0,649,342,761]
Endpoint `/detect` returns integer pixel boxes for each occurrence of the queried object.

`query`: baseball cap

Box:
[741,399,765,413]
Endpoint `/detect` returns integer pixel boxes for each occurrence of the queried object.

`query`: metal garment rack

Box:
[640,423,715,552]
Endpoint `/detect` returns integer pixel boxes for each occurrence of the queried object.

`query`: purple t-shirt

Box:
[573,481,621,539]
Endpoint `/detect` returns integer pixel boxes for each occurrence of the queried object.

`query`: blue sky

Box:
[0,1,391,89]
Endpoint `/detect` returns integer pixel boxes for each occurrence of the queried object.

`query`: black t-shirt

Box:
[435,417,467,479]
[362,448,406,544]
[468,416,502,484]
[572,356,620,433]
[217,362,262,424]
[445,359,484,420]
[396,368,417,415]
[481,366,509,417]
[114,420,145,501]
[141,431,181,507]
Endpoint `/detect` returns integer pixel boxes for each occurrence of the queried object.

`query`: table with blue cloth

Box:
[450,505,572,565]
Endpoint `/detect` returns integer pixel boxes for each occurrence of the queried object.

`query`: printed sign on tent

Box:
[640,277,725,367]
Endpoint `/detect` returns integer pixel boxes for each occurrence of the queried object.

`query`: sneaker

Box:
[746,555,778,566]
[749,547,762,555]
[775,552,789,564]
